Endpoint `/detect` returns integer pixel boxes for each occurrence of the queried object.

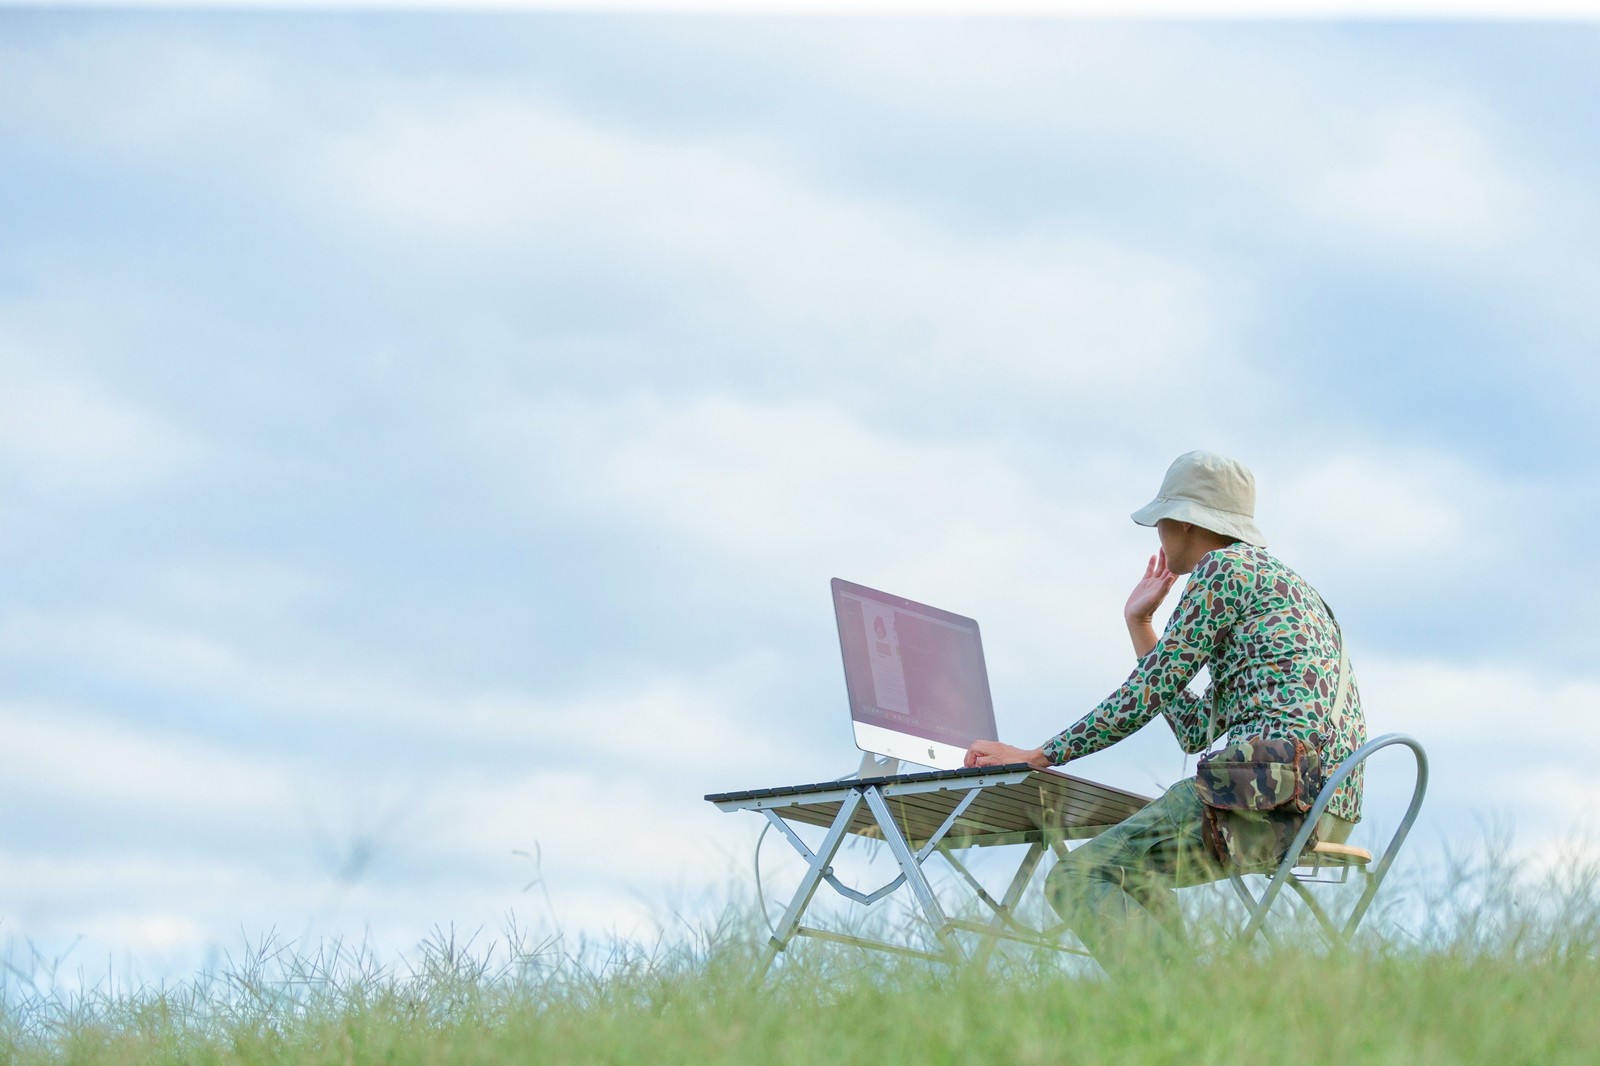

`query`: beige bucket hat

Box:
[1130,450,1267,547]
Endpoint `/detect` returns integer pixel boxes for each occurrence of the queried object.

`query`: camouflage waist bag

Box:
[1195,737,1324,870]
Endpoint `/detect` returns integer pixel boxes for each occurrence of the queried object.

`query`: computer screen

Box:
[831,578,999,770]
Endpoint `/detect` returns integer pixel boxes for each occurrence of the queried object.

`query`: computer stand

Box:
[855,751,902,779]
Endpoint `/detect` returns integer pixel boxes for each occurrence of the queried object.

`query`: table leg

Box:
[757,789,864,978]
[862,785,965,963]
[969,840,1046,969]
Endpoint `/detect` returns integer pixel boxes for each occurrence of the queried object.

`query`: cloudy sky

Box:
[2,12,1598,980]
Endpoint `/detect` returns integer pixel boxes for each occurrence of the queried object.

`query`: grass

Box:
[4,839,1599,1064]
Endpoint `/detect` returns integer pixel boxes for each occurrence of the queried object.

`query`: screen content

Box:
[834,583,997,748]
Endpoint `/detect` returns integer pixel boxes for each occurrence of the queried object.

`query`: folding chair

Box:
[1229,732,1429,946]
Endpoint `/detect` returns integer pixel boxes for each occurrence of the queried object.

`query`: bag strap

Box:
[1333,640,1350,719]
[1319,594,1351,723]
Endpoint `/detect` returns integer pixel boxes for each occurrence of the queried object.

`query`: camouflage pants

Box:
[1044,777,1224,973]
[1045,777,1355,973]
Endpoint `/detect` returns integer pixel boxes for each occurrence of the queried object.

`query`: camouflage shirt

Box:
[1042,543,1366,822]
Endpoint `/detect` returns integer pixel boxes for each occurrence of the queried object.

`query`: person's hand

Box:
[964,739,1049,770]
[1124,549,1178,625]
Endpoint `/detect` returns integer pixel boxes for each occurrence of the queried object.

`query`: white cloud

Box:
[310,86,1239,403]
[147,557,332,620]
[1358,657,1600,752]
[0,30,274,156]
[0,701,298,825]
[787,24,1552,260]
[426,659,808,785]
[1353,655,1600,870]
[0,299,202,500]
[0,610,800,770]
[1255,445,1534,576]
[1306,99,1539,254]
[0,688,778,965]
[486,394,1023,559]
[472,389,1210,755]
[0,698,773,982]
[483,392,1146,610]
[415,770,735,888]
[0,849,579,983]
[0,853,294,968]
[0,375,193,496]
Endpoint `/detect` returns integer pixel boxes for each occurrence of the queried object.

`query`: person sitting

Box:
[964,450,1366,972]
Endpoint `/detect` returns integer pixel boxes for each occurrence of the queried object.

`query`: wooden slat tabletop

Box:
[707,766,1152,848]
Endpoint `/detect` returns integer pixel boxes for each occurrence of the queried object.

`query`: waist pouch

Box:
[1195,737,1324,870]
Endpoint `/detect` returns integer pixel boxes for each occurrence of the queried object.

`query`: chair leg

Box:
[1340,864,1384,942]
[1237,863,1377,949]
[1227,870,1279,948]
[1288,876,1344,945]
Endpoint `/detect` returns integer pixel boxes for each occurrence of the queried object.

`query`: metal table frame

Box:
[706,763,1151,975]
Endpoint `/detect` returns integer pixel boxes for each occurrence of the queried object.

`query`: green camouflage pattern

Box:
[1195,736,1324,868]
[1194,736,1322,813]
[1046,778,1224,969]
[1200,806,1319,871]
[1046,777,1339,969]
[1042,543,1366,822]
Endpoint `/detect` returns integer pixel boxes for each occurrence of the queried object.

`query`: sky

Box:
[2,11,1599,983]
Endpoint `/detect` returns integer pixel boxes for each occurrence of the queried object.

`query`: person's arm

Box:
[1037,549,1247,766]
[963,739,1050,769]
[966,551,1189,771]
[1124,550,1177,659]
[1162,688,1216,754]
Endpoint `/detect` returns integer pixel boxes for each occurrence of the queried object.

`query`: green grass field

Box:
[6,842,1598,1064]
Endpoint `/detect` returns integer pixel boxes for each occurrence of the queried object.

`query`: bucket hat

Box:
[1130,451,1266,547]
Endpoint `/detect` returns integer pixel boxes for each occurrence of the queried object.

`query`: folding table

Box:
[705,763,1152,974]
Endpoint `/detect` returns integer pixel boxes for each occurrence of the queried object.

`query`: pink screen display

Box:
[832,579,998,748]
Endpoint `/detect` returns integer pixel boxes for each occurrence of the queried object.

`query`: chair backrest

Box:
[1239,732,1429,944]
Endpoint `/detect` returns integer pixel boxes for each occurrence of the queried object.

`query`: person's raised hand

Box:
[964,739,1049,770]
[1124,549,1177,625]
